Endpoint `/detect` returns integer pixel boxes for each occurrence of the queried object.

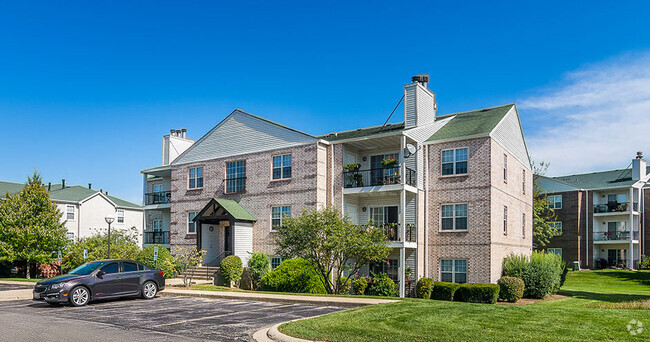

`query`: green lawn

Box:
[0,278,39,283]
[280,270,650,341]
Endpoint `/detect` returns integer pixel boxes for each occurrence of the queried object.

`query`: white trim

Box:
[187,166,204,190]
[270,205,291,232]
[439,258,468,283]
[440,147,469,176]
[439,203,468,232]
[270,153,292,181]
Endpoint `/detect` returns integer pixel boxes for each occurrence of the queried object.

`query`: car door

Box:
[93,262,122,297]
[120,261,143,295]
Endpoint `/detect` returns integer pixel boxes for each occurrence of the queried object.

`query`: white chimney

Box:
[404,74,437,129]
[632,151,647,181]
[162,128,195,165]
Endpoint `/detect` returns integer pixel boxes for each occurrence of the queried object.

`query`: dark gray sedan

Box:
[33,259,165,306]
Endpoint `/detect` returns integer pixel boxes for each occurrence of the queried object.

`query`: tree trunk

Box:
[25,261,30,279]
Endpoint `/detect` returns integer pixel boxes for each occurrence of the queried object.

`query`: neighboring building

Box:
[141,75,533,296]
[0,180,144,245]
[537,154,649,269]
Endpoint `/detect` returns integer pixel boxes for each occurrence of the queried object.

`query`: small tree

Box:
[0,171,69,278]
[62,227,140,271]
[532,161,558,248]
[274,207,390,294]
[172,246,206,287]
[247,252,270,290]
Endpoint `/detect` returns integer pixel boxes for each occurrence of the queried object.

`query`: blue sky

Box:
[1,1,650,203]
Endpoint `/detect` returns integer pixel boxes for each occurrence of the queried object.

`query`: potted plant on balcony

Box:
[344,163,361,172]
[380,157,397,168]
[344,163,363,187]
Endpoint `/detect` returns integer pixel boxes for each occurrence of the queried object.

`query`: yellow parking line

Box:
[150,303,296,328]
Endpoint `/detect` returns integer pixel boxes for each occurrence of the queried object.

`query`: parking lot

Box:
[0,295,344,341]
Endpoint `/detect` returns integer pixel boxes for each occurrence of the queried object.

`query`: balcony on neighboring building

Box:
[343,166,416,189]
[143,231,169,245]
[593,230,639,242]
[593,201,638,214]
[145,191,171,206]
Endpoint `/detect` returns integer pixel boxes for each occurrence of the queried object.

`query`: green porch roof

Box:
[213,198,257,222]
[426,103,514,142]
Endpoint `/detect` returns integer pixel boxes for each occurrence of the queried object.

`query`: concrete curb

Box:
[0,280,36,287]
[0,289,33,301]
[253,312,335,342]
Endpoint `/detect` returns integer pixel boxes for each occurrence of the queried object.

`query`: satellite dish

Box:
[405,143,420,158]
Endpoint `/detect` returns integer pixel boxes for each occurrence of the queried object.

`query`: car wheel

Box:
[141,281,157,299]
[69,286,90,307]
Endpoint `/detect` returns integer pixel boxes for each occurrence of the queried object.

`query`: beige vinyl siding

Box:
[490,107,531,169]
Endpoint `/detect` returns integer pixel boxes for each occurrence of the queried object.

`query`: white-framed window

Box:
[271,256,283,270]
[152,219,162,232]
[188,211,198,234]
[551,221,563,236]
[441,148,468,176]
[66,205,75,221]
[272,154,292,180]
[440,204,468,231]
[522,170,526,194]
[503,154,508,183]
[271,206,291,231]
[66,231,75,241]
[547,248,562,257]
[117,210,124,223]
[547,195,562,209]
[226,161,246,193]
[503,206,508,235]
[440,259,467,283]
[522,213,526,238]
[188,167,203,189]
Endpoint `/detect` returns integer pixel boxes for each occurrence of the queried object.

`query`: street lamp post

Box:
[105,214,115,259]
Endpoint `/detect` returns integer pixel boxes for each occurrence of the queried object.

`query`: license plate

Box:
[33,293,41,300]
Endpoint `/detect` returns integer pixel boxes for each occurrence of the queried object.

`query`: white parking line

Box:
[86,301,213,319]
[150,303,296,328]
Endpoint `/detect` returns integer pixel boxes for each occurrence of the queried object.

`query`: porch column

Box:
[196,219,202,264]
[629,187,634,269]
[399,134,407,297]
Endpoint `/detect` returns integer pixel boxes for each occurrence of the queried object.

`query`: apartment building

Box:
[0,180,144,245]
[537,154,649,269]
[141,75,533,296]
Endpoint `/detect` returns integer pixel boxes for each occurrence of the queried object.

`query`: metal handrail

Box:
[145,191,171,205]
[343,166,417,188]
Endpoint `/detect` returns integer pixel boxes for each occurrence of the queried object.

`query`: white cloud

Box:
[520,52,650,176]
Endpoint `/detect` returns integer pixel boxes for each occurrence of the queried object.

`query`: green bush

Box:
[220,255,243,286]
[369,273,397,297]
[640,255,650,270]
[247,252,270,290]
[497,276,525,302]
[457,283,500,304]
[62,228,140,272]
[337,276,352,294]
[136,245,177,278]
[558,262,569,290]
[260,258,326,294]
[416,277,435,299]
[502,251,563,299]
[431,281,461,301]
[352,277,369,295]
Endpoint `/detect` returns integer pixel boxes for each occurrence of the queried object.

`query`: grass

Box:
[0,277,39,283]
[279,270,650,341]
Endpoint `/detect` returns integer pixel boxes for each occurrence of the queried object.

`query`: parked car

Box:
[33,259,165,306]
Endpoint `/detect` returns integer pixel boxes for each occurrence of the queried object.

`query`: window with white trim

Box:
[550,221,562,236]
[503,206,508,235]
[271,256,283,269]
[271,206,291,231]
[440,259,467,283]
[188,211,198,234]
[547,248,562,257]
[441,204,468,231]
[226,161,246,193]
[547,195,562,209]
[503,154,508,183]
[152,219,162,231]
[441,148,468,175]
[66,232,75,241]
[117,210,124,223]
[66,205,75,221]
[272,154,291,180]
[188,167,203,189]
[522,213,526,237]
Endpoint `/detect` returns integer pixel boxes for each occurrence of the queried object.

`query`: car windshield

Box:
[69,261,106,275]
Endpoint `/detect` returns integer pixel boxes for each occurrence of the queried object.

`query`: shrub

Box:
[457,283,500,304]
[220,255,243,286]
[640,255,650,270]
[337,276,352,294]
[416,277,435,299]
[502,251,563,299]
[558,262,569,290]
[352,277,369,295]
[431,281,461,301]
[136,245,177,279]
[369,273,397,297]
[260,258,326,294]
[247,252,270,290]
[497,276,525,302]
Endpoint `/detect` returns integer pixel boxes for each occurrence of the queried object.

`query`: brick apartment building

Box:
[141,75,533,296]
[537,155,650,270]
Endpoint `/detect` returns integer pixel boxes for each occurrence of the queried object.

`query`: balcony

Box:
[593,231,631,241]
[143,231,169,245]
[343,166,416,189]
[145,191,171,205]
[375,223,416,243]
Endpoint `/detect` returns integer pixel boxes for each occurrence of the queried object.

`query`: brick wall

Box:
[540,190,584,266]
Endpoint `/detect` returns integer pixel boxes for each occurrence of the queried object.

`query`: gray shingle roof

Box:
[538,165,650,192]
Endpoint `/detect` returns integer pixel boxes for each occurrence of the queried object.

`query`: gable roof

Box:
[538,165,650,192]
[0,180,26,197]
[195,198,257,222]
[425,103,514,142]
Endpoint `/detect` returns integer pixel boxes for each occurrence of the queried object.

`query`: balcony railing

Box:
[376,223,416,242]
[593,202,630,213]
[145,191,171,205]
[593,231,631,241]
[343,166,416,188]
[143,231,169,245]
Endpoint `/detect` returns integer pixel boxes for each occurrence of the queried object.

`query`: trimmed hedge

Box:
[136,245,177,279]
[457,283,500,304]
[352,277,368,295]
[220,255,243,286]
[431,281,460,301]
[416,277,435,299]
[498,276,525,302]
[260,258,326,294]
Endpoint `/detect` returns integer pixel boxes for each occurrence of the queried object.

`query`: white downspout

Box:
[585,190,589,269]
[424,145,429,278]
[399,134,407,298]
[629,187,635,269]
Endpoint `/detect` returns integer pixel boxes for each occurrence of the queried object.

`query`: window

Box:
[551,221,563,236]
[503,154,508,183]
[226,161,246,193]
[101,263,119,274]
[503,206,508,235]
[66,232,75,241]
[607,194,627,203]
[153,184,163,193]
[271,256,283,270]
[441,148,468,175]
[66,205,75,220]
[441,204,468,231]
[522,213,526,238]
[272,154,292,180]
[547,195,562,209]
[440,259,467,283]
[122,262,138,273]
[522,170,526,194]
[188,211,198,234]
[117,210,124,223]
[271,206,291,230]
[547,248,562,257]
[153,219,162,232]
[188,167,203,189]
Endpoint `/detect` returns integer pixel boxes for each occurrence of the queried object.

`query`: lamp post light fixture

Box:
[105,214,115,259]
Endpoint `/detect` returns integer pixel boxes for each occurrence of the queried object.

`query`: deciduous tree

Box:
[532,161,558,248]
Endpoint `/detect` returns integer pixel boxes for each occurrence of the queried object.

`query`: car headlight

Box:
[50,282,66,290]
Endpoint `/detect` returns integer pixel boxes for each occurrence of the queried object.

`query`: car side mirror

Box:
[96,270,106,277]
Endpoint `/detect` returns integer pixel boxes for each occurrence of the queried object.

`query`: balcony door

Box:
[370,153,399,186]
[371,206,398,240]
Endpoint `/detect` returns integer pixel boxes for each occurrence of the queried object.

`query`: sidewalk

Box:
[0,280,35,302]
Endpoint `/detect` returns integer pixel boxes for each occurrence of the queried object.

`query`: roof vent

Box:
[411,74,430,84]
